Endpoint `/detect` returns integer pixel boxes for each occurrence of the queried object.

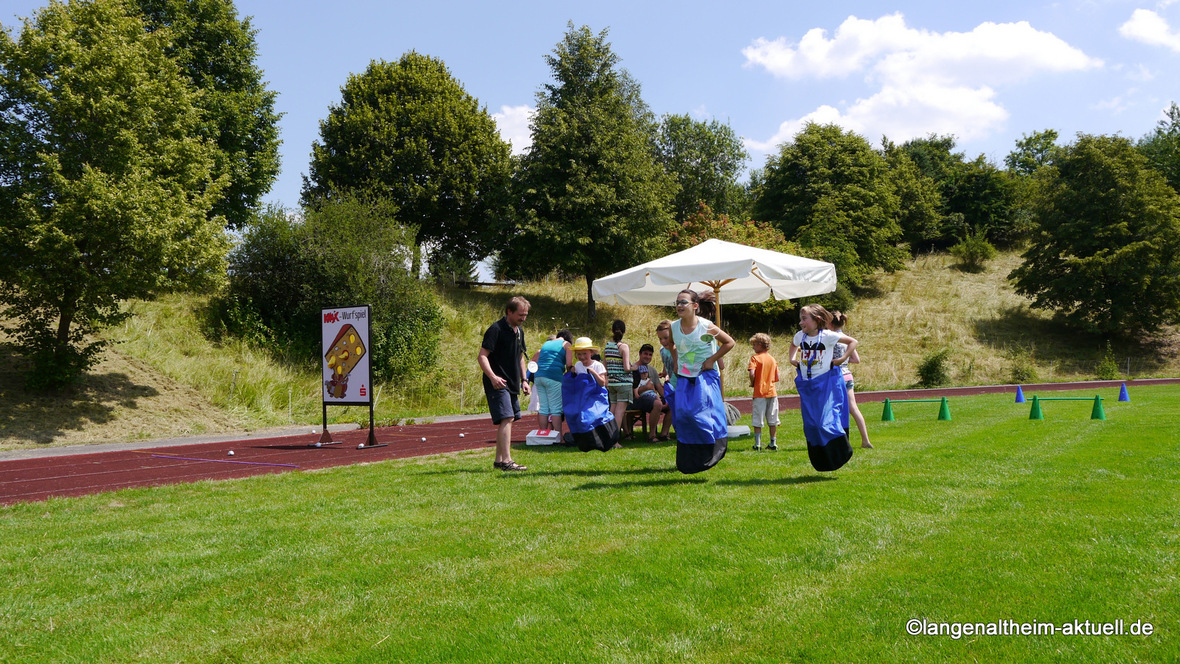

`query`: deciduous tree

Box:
[1010,134,1180,335]
[132,0,282,230]
[1138,102,1180,194]
[507,24,675,320]
[656,114,747,222]
[0,0,226,388]
[752,123,906,289]
[303,52,513,273]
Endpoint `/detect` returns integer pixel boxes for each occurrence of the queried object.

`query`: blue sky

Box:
[5,0,1180,209]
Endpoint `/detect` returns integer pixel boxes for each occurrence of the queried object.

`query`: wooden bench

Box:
[624,408,648,440]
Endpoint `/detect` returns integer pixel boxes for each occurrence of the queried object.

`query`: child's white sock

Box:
[754,433,762,446]
[770,436,777,446]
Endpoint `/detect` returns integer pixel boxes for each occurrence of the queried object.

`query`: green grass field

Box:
[3,385,1177,662]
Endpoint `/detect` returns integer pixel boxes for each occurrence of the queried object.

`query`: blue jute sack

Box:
[794,367,853,471]
[670,370,728,473]
[562,372,619,452]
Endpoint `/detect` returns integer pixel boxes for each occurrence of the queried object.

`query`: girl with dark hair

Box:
[668,289,734,473]
[603,319,632,434]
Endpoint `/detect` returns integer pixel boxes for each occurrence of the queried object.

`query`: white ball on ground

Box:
[459,433,465,438]
[314,442,322,448]
[421,437,427,442]
[227,450,235,456]
[357,443,365,449]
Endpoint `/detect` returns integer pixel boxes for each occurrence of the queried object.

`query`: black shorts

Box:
[485,387,521,425]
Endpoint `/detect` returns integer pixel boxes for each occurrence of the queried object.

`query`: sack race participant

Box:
[562,337,620,452]
[669,290,734,474]
[795,365,852,471]
[789,304,858,472]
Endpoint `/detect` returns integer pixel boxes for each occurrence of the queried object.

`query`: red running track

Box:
[0,419,507,505]
[2,378,1175,505]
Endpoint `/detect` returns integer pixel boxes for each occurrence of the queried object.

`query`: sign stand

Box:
[316,304,386,449]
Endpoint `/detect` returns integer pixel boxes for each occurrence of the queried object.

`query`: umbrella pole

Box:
[714,287,724,399]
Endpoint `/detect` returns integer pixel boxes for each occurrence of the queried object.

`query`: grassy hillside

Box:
[2,250,1177,449]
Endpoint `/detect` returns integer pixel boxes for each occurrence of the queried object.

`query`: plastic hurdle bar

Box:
[881,397,952,422]
[1027,395,1106,421]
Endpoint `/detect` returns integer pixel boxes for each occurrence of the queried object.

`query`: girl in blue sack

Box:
[789,304,858,471]
[562,337,620,452]
[669,289,734,474]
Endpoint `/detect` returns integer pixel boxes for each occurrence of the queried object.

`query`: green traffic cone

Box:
[1029,395,1044,420]
[937,396,952,421]
[1091,395,1106,420]
[882,398,895,422]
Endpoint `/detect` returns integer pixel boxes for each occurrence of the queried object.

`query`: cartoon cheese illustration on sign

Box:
[325,324,366,399]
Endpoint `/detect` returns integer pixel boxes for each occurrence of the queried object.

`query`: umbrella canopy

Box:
[592,238,837,307]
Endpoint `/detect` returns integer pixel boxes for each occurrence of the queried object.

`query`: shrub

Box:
[916,348,953,387]
[1010,362,1038,384]
[1008,346,1039,383]
[1095,341,1121,380]
[950,227,997,272]
[215,196,442,380]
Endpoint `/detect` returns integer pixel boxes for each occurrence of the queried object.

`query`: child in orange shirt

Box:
[748,332,780,450]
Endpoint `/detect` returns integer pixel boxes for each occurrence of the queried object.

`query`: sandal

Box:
[647,436,659,443]
[500,461,528,471]
[657,434,670,441]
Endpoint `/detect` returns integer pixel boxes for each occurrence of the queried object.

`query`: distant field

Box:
[2,250,1178,449]
[1,386,1176,662]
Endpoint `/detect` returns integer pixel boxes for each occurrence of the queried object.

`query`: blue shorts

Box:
[485,387,521,425]
[634,390,660,412]
[533,376,563,416]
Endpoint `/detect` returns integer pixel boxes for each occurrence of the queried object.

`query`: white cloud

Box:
[744,14,1101,151]
[1090,94,1128,114]
[1119,9,1180,52]
[1126,63,1156,81]
[492,105,534,156]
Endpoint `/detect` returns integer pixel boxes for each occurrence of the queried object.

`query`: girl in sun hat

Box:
[562,337,620,451]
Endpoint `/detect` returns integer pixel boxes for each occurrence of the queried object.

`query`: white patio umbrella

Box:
[591,238,837,327]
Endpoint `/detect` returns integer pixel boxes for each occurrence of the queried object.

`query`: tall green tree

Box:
[1010,134,1180,336]
[1138,102,1180,194]
[132,0,282,230]
[507,24,675,320]
[882,139,944,251]
[944,156,1023,247]
[1005,129,1060,176]
[1004,129,1060,249]
[0,0,227,388]
[303,52,513,273]
[752,123,906,289]
[656,114,748,221]
[899,134,1022,246]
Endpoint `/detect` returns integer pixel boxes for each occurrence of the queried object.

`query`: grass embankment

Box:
[2,250,1178,449]
[1,386,1176,662]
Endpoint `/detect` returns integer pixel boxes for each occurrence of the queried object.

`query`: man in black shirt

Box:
[477,296,531,471]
